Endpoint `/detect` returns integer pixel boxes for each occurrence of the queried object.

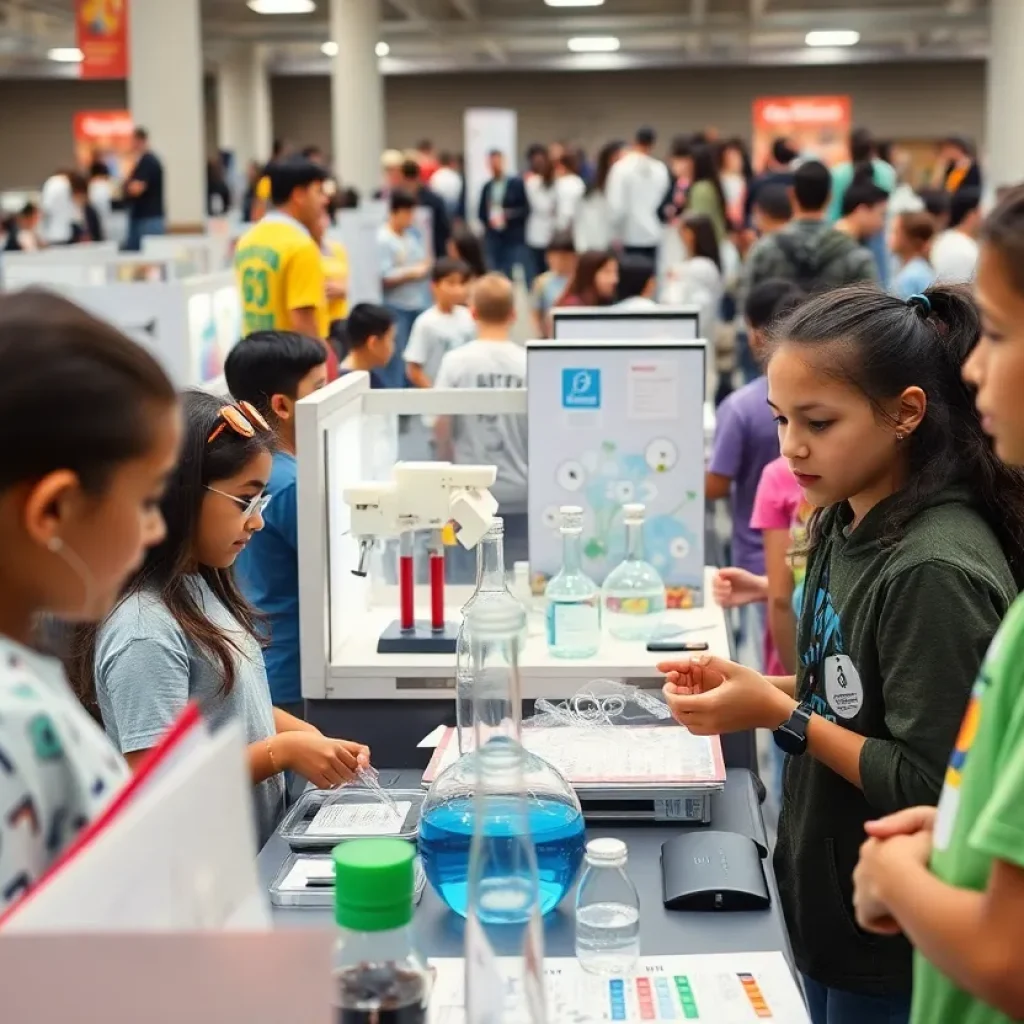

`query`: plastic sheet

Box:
[525,679,672,731]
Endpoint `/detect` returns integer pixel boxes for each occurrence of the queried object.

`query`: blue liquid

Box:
[419,797,586,919]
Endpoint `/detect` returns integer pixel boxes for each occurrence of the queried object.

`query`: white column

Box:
[217,44,273,175]
[987,0,1024,191]
[330,0,385,197]
[128,0,206,229]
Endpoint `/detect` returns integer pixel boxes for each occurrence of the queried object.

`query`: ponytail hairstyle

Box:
[70,390,276,713]
[770,284,1024,582]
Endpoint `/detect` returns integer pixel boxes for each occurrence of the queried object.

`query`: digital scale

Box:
[576,787,713,825]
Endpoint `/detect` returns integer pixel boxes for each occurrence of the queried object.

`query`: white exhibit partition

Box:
[527,338,707,607]
[142,233,233,273]
[551,306,701,342]
[0,242,120,289]
[62,269,241,387]
[295,375,728,704]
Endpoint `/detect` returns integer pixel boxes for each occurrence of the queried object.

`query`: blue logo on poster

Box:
[562,368,601,409]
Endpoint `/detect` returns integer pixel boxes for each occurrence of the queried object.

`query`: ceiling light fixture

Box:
[321,41,338,56]
[804,29,860,47]
[47,47,83,62]
[545,0,605,7]
[567,35,620,53]
[247,0,316,14]
[376,41,390,57]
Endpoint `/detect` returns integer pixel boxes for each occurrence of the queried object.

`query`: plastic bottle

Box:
[544,505,601,658]
[574,837,641,975]
[602,504,667,641]
[332,839,431,1023]
[455,517,525,754]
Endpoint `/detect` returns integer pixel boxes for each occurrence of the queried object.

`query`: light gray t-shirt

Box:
[404,304,476,384]
[377,224,431,311]
[435,339,528,512]
[94,577,285,844]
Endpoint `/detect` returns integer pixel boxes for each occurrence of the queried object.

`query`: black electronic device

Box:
[660,831,770,912]
[646,640,710,653]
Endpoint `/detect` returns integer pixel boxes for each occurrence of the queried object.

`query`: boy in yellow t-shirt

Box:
[234,158,328,344]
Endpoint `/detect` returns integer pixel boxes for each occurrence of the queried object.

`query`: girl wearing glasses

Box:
[73,390,370,844]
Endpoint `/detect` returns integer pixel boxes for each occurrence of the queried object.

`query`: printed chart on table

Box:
[428,953,810,1023]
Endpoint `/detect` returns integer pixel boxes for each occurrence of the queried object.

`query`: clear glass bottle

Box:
[332,838,432,1023]
[420,600,586,921]
[544,506,601,658]
[602,504,667,641]
[574,838,641,976]
[456,518,525,754]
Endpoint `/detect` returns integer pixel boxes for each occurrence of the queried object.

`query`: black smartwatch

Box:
[774,703,813,756]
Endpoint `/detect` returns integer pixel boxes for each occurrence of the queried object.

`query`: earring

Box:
[47,537,63,553]
[896,431,906,442]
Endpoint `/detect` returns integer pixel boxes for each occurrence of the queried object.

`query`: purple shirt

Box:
[709,376,780,575]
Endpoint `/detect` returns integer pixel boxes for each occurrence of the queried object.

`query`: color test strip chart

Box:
[606,973,774,1020]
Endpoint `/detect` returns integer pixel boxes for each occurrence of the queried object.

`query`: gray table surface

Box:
[258,768,795,964]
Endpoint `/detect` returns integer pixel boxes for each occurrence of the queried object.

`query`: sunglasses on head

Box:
[207,402,270,444]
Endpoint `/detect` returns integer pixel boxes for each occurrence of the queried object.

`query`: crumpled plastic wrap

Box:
[524,679,671,731]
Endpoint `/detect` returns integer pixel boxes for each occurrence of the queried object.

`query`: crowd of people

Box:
[4,115,1024,1024]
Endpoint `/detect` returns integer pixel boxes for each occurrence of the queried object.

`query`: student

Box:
[339,303,397,390]
[123,127,166,251]
[606,126,671,262]
[378,190,431,389]
[613,253,658,310]
[556,250,619,308]
[742,160,878,308]
[0,292,179,909]
[752,184,792,238]
[851,187,1024,1024]
[312,207,349,351]
[434,274,529,568]
[399,159,450,264]
[686,143,729,243]
[525,150,558,287]
[3,203,41,252]
[663,213,724,343]
[744,136,798,229]
[574,140,623,253]
[530,230,578,337]
[225,332,329,718]
[890,212,937,301]
[234,156,329,344]
[82,391,370,845]
[404,257,475,388]
[661,284,1023,1024]
[932,187,982,285]
[835,179,889,246]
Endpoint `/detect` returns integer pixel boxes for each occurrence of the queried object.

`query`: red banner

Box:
[73,110,134,173]
[76,0,129,79]
[752,95,852,171]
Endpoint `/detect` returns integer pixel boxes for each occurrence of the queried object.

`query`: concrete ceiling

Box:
[0,0,992,76]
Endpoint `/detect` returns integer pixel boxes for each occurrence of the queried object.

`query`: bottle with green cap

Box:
[332,838,431,1023]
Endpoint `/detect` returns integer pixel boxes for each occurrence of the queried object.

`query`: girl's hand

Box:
[864,805,937,840]
[660,655,796,735]
[712,567,768,609]
[276,733,372,789]
[853,831,933,935]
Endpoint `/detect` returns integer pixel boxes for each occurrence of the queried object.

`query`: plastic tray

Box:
[277,786,425,850]
[269,851,426,908]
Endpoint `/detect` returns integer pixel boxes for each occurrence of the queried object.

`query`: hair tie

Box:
[907,293,932,316]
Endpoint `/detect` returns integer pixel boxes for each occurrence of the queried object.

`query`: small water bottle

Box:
[574,838,640,975]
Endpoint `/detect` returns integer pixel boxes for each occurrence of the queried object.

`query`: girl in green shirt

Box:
[852,185,1024,1022]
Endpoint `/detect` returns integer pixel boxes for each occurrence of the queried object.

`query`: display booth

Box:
[294,361,729,763]
[0,241,120,289]
[0,250,241,387]
[142,233,233,274]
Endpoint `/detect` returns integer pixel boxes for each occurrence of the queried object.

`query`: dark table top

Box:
[257,768,794,964]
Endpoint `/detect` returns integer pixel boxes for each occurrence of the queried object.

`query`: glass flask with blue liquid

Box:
[419,576,586,922]
[602,503,667,641]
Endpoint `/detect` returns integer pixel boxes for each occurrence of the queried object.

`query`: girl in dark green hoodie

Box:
[662,283,1024,1024]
